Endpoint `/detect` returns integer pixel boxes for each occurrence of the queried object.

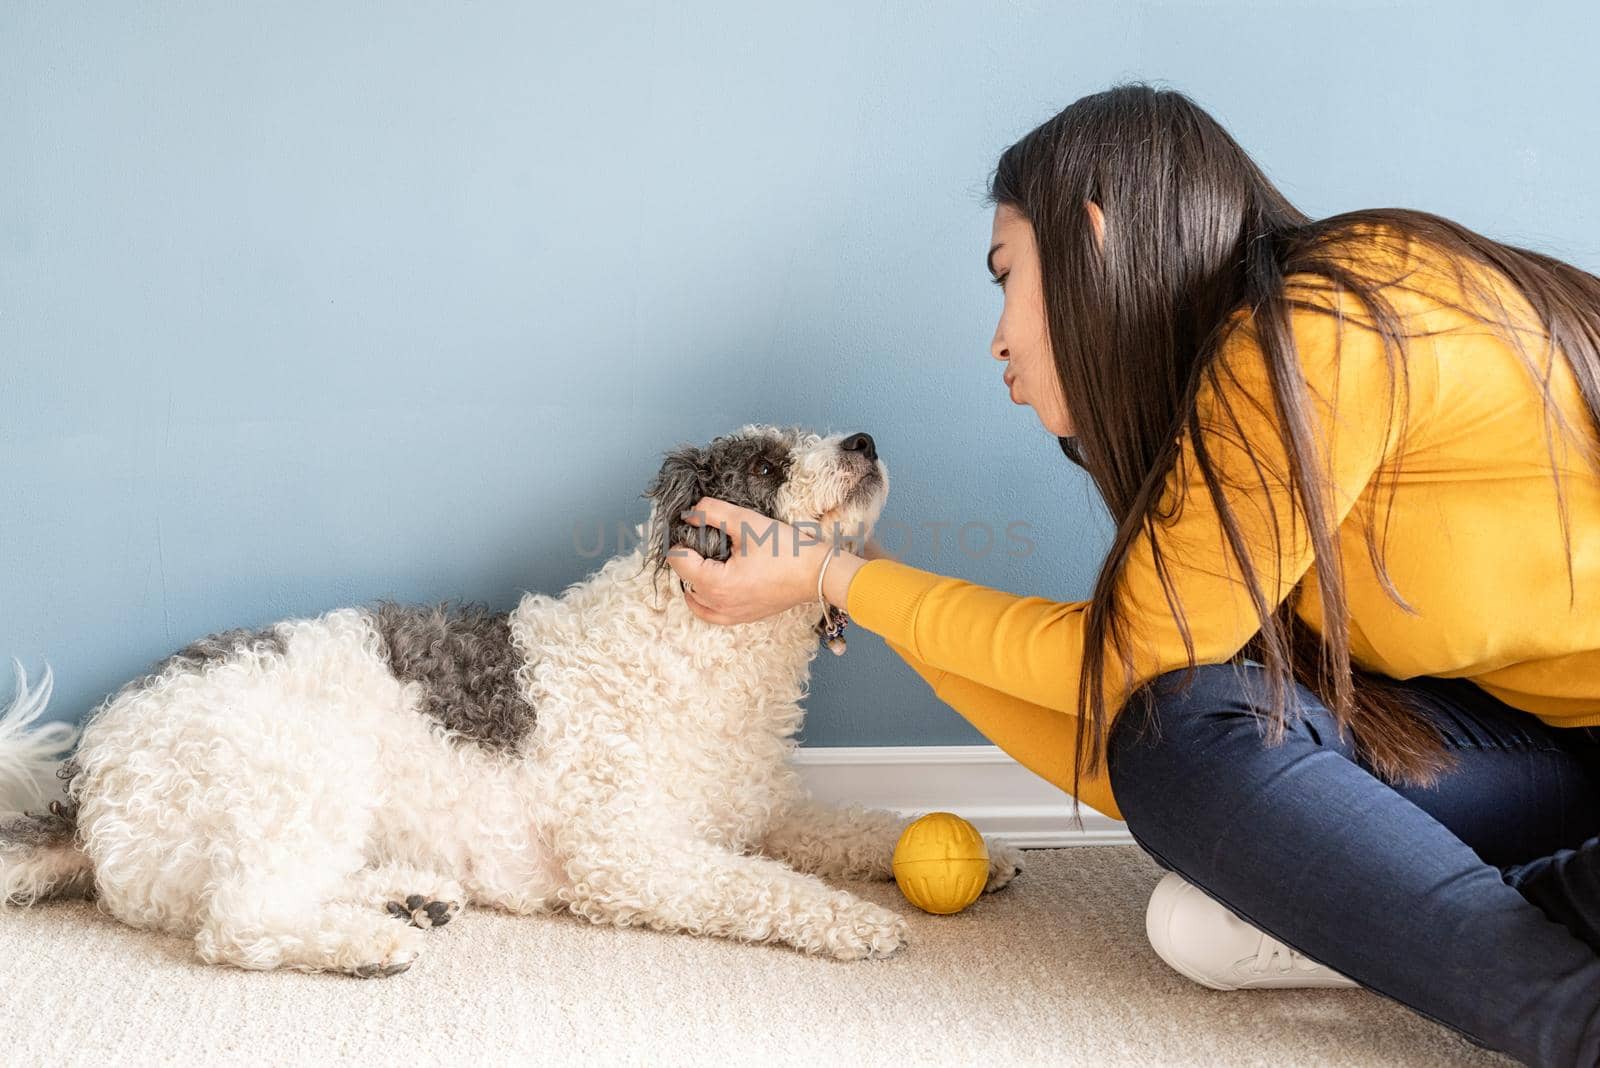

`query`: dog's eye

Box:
[751,458,776,478]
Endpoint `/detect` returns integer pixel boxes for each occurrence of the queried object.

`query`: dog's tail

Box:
[0,660,93,904]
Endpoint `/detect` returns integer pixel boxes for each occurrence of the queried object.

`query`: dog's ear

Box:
[640,446,733,583]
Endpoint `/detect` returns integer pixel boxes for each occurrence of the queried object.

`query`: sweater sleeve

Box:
[882,635,1122,818]
[849,279,1410,810]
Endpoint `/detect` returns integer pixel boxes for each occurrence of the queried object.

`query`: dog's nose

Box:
[840,432,876,462]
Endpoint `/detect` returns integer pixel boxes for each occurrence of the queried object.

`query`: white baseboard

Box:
[17,747,1133,850]
[790,745,1134,849]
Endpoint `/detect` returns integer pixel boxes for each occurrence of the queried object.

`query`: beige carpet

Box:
[0,846,1511,1067]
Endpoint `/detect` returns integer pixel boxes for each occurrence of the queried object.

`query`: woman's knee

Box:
[1106,662,1327,840]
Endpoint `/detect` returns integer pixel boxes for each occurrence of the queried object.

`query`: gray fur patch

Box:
[0,810,75,848]
[160,625,289,671]
[640,431,796,587]
[103,624,290,707]
[367,600,536,755]
[49,758,82,810]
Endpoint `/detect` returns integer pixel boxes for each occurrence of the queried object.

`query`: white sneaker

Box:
[1145,871,1361,990]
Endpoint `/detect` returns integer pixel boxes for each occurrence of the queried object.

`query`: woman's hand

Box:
[666,496,843,625]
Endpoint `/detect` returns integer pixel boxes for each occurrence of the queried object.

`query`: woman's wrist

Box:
[817,549,868,612]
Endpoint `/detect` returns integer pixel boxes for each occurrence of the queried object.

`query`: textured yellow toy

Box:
[892,812,989,914]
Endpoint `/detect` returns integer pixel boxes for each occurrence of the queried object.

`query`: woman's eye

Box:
[991,272,1009,290]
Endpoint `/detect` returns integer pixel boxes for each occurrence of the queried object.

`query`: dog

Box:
[0,423,1022,976]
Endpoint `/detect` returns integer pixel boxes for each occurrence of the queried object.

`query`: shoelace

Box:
[1246,931,1320,975]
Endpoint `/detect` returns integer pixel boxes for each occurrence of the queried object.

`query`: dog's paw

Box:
[385,889,464,930]
[344,914,425,979]
[814,896,909,961]
[983,837,1024,893]
[354,958,414,978]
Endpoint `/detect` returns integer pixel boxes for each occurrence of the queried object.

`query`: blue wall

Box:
[4,1,1598,746]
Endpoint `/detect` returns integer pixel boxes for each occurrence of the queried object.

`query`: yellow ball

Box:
[892,812,989,915]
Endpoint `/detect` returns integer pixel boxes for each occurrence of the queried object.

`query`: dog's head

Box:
[640,423,889,586]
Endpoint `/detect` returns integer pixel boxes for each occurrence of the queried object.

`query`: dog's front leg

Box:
[759,799,1026,893]
[757,799,904,881]
[561,825,908,960]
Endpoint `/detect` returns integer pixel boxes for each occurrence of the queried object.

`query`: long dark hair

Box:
[989,83,1600,818]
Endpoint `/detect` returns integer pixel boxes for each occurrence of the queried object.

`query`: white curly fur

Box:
[0,425,1023,977]
[0,661,78,813]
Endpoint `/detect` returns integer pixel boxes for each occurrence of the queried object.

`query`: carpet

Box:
[0,846,1511,1066]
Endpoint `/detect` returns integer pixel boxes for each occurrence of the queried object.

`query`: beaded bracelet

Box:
[814,547,850,656]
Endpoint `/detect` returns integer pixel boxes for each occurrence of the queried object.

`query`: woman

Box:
[667,84,1600,1067]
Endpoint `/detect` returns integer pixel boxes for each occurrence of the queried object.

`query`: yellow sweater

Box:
[845,228,1600,822]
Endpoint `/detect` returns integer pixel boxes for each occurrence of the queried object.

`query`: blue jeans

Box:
[1105,662,1600,1067]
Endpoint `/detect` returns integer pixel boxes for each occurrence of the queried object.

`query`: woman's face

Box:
[987,201,1102,438]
